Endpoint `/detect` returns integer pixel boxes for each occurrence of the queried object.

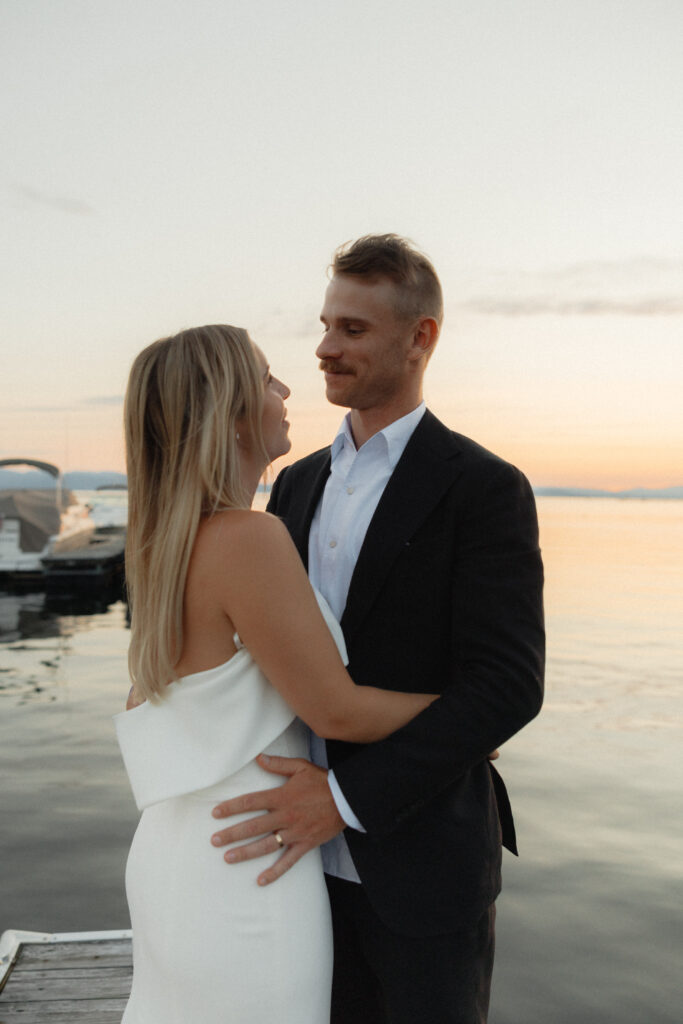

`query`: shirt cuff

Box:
[327,770,367,833]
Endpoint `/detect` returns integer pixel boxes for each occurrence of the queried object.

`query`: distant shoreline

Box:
[532,486,683,500]
[1,470,681,501]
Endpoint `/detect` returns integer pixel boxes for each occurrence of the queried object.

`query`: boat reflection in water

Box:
[0,584,127,645]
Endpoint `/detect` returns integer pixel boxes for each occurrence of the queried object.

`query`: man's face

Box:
[316,274,416,412]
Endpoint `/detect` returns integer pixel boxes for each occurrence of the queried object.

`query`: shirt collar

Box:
[330,402,426,470]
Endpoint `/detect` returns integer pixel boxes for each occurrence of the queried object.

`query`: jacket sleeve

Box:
[332,460,545,836]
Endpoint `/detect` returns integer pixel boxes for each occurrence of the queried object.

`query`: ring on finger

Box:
[273,830,285,848]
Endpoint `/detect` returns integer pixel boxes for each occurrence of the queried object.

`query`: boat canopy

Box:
[0,459,60,478]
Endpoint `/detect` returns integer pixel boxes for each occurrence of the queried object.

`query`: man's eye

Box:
[346,326,363,336]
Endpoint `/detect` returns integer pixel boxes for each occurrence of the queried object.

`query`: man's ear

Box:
[408,317,439,362]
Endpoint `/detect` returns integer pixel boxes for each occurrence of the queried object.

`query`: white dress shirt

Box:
[308,402,426,881]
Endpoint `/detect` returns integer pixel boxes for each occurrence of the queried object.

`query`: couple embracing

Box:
[115,234,545,1023]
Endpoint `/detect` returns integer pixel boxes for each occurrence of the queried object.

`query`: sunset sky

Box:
[2,0,682,490]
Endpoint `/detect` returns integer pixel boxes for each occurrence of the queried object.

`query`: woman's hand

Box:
[126,686,145,710]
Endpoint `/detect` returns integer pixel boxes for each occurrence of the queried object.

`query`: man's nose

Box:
[315,331,340,360]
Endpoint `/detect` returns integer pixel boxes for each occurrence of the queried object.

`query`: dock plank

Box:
[4,966,132,1000]
[0,934,132,1022]
[14,939,132,969]
[0,996,127,1022]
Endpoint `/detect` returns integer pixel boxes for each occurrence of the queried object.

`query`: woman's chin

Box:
[269,437,292,463]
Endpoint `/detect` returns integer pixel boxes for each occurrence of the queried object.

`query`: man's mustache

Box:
[319,359,354,375]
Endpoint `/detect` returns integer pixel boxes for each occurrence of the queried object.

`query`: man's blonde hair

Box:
[124,324,266,701]
[331,233,443,326]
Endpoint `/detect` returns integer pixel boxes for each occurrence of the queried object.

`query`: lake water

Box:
[1,496,681,1023]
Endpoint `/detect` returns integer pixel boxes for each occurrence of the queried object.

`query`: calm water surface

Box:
[1,497,681,1023]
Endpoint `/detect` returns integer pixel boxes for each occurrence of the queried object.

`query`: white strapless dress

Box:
[115,594,346,1023]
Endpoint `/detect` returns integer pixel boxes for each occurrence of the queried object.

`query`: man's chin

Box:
[325,386,352,408]
[324,378,354,407]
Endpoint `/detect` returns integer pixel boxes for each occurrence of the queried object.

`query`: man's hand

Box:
[211,754,345,886]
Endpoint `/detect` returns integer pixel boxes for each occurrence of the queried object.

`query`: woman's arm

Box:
[198,510,436,743]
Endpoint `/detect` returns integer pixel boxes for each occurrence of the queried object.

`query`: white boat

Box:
[0,459,96,578]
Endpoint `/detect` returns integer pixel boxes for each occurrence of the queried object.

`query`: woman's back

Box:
[172,510,254,680]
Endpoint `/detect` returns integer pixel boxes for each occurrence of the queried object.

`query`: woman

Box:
[115,325,437,1023]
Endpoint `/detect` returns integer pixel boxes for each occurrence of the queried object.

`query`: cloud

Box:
[457,258,683,317]
[458,296,683,317]
[251,306,321,340]
[11,182,95,216]
[532,256,683,283]
[83,395,124,406]
[4,396,123,413]
[4,404,70,413]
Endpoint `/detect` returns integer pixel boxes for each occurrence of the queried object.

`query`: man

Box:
[211,234,545,1023]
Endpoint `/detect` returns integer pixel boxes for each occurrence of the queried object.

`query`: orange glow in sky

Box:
[3,3,682,493]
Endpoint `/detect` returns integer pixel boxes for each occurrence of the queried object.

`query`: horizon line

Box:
[1,469,683,499]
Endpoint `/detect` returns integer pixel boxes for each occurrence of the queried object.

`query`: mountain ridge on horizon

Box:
[0,469,127,491]
[0,469,682,500]
[532,484,683,500]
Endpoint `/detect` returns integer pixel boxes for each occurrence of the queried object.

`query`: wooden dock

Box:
[0,929,132,1022]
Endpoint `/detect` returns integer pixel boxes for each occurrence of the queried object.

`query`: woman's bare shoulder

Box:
[194,509,291,563]
[190,508,307,617]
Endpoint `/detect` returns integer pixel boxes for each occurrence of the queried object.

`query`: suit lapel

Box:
[286,452,331,569]
[340,412,463,642]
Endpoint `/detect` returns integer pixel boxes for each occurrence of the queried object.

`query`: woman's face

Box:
[253,345,291,462]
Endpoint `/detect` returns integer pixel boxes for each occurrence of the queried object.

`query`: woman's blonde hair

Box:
[124,324,267,701]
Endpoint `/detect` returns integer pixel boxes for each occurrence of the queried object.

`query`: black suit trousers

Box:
[326,876,496,1024]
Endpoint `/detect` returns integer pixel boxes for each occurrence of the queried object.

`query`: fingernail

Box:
[212,808,222,817]
[260,754,270,763]
[258,875,268,885]
[226,852,237,863]
[211,835,222,845]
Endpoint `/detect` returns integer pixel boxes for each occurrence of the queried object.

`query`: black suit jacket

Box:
[267,410,545,936]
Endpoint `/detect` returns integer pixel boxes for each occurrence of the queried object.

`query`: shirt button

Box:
[346,486,355,495]
[329,540,337,548]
